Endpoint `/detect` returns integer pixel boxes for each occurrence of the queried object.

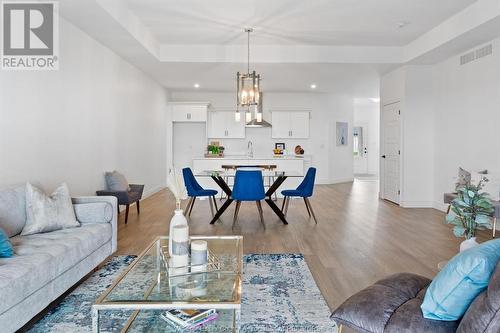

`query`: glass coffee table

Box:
[92,236,243,332]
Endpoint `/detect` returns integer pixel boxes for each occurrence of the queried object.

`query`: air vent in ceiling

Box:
[460,44,493,65]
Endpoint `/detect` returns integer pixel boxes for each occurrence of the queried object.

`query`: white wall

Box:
[433,38,500,209]
[380,66,435,207]
[169,91,354,184]
[0,18,168,196]
[380,37,500,211]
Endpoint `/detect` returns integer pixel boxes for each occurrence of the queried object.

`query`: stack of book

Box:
[161,309,218,331]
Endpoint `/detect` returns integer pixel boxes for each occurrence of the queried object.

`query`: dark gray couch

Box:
[331,263,500,333]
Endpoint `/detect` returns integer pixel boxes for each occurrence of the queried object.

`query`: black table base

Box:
[209,174,289,225]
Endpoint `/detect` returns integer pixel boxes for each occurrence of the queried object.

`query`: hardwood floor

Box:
[116,179,491,311]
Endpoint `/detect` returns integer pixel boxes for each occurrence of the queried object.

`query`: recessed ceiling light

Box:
[398,21,410,28]
[194,83,200,88]
[310,84,317,89]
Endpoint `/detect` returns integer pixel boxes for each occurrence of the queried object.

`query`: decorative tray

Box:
[160,245,222,277]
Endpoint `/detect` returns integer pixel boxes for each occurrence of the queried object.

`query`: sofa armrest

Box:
[72,196,117,253]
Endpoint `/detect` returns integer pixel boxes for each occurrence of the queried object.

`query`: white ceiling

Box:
[60,0,500,96]
[124,0,476,46]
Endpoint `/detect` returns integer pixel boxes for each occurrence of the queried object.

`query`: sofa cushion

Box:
[0,223,111,315]
[22,183,79,236]
[457,263,500,333]
[0,185,26,237]
[330,273,459,333]
[421,239,500,321]
[0,228,13,258]
[105,171,130,191]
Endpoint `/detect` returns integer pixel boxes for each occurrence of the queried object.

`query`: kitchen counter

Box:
[193,155,309,160]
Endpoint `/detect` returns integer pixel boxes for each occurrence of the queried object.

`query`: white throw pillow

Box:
[22,183,79,236]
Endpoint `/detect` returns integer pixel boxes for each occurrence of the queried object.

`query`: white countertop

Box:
[193,155,309,160]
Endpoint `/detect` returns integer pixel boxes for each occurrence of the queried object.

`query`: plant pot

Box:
[168,209,189,257]
[460,237,479,252]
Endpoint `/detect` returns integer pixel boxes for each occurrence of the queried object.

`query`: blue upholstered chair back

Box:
[182,167,202,197]
[296,167,316,197]
[232,170,265,201]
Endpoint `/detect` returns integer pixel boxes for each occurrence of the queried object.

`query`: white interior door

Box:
[382,102,400,204]
[353,124,368,174]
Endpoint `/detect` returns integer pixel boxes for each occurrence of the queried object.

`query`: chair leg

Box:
[117,205,120,216]
[136,201,140,214]
[303,198,311,217]
[184,197,193,212]
[125,204,130,224]
[305,198,318,224]
[281,196,287,211]
[446,204,451,214]
[208,196,215,218]
[188,197,196,216]
[256,201,265,230]
[284,197,290,217]
[232,201,241,231]
[493,217,497,239]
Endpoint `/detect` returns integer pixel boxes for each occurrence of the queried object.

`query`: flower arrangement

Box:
[167,169,188,209]
[446,176,494,239]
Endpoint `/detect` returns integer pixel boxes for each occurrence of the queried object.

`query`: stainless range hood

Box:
[245,93,271,128]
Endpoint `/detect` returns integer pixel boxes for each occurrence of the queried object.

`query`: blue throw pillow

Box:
[0,227,13,258]
[421,239,500,321]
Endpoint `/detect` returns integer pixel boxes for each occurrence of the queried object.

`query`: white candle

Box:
[190,240,208,272]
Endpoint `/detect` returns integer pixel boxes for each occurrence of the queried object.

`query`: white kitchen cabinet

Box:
[171,103,208,122]
[208,110,245,138]
[271,111,310,138]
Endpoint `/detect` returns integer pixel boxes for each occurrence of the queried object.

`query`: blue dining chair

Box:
[182,168,219,218]
[281,167,318,224]
[231,169,266,230]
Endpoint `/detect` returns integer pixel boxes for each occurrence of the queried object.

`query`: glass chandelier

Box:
[235,28,261,122]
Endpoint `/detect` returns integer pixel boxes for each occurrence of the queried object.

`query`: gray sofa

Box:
[0,185,117,333]
[331,263,500,333]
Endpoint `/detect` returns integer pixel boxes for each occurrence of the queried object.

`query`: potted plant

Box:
[446,176,494,251]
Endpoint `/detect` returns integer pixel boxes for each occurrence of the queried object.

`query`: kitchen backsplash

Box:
[209,127,309,156]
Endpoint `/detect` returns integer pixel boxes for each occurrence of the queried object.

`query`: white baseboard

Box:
[399,200,434,208]
[328,177,354,185]
[433,201,449,212]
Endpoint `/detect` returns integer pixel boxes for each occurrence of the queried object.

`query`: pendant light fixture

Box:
[236,28,261,122]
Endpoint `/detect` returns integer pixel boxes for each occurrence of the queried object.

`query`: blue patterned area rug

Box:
[28,254,338,333]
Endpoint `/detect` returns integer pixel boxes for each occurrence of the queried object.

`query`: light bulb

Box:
[235,111,241,122]
[245,110,252,123]
[256,112,263,122]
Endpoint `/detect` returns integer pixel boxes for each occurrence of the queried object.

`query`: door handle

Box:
[381,155,386,158]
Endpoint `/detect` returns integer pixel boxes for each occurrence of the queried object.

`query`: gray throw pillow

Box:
[0,185,26,237]
[105,171,130,191]
[22,183,79,236]
[455,168,488,191]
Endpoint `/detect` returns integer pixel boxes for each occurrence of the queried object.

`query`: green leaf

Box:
[453,226,466,237]
[475,214,491,225]
[468,190,475,198]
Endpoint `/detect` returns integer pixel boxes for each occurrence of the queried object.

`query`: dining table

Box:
[195,169,303,225]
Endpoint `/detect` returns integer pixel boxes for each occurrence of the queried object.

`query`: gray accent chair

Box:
[96,184,144,224]
[331,263,500,333]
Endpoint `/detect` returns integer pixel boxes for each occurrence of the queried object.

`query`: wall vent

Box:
[460,44,493,65]
[476,44,493,59]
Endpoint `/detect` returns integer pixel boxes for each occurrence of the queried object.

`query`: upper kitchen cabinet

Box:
[208,110,245,138]
[271,111,310,138]
[170,102,210,122]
